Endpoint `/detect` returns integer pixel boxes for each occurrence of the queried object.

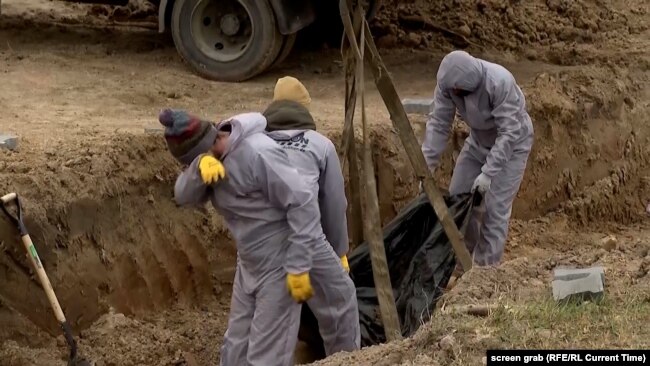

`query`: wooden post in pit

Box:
[339,8,364,247]
[339,0,402,342]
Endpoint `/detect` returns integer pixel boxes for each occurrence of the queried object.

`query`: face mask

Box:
[452,88,472,97]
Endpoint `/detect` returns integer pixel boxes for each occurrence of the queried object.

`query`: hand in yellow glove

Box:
[341,255,350,273]
[286,272,313,303]
[198,154,226,185]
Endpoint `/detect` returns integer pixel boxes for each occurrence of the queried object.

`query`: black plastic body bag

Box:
[298,191,479,355]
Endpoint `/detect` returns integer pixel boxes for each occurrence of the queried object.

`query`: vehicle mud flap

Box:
[268,0,316,35]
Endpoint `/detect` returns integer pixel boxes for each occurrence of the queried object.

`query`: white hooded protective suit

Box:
[421,51,534,266]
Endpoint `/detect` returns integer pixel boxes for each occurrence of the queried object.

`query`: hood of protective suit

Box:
[216,112,267,159]
[263,100,316,133]
[436,51,484,92]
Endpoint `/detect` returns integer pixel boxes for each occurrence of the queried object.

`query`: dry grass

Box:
[313,221,650,366]
[399,290,650,366]
[313,284,650,366]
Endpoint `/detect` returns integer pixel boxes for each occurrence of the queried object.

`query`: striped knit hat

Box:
[158,108,218,165]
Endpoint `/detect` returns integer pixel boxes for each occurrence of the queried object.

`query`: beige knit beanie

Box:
[273,76,312,108]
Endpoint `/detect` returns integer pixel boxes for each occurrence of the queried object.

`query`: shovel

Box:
[1,192,91,366]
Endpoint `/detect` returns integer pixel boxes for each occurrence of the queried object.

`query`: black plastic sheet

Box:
[299,191,478,353]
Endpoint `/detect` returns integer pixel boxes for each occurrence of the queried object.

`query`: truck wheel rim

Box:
[190,0,254,63]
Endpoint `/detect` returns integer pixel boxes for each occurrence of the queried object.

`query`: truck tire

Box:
[171,0,283,82]
[270,33,297,69]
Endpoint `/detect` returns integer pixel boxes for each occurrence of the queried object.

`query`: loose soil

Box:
[0,0,648,364]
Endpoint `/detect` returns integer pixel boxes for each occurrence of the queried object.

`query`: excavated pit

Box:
[0,130,424,365]
[0,0,649,363]
[0,135,234,353]
[2,69,649,362]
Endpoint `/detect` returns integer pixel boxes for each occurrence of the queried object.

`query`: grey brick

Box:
[552,267,605,302]
[0,134,18,151]
[554,267,605,282]
[144,127,165,135]
[402,98,434,115]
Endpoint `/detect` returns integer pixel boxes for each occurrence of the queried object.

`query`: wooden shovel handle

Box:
[1,192,17,204]
[1,192,67,324]
[20,233,67,323]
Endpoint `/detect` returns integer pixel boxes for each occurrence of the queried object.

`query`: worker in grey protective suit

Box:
[160,109,357,365]
[263,77,360,356]
[266,76,351,266]
[421,50,534,266]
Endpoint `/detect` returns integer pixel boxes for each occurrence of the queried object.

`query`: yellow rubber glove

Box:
[341,255,350,273]
[198,154,226,185]
[286,272,313,303]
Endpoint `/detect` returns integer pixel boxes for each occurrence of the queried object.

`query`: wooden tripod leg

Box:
[360,20,474,272]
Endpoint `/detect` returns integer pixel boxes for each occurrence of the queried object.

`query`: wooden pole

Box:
[345,120,364,247]
[338,10,362,169]
[357,13,403,343]
[341,35,364,247]
[339,0,403,342]
[359,20,474,272]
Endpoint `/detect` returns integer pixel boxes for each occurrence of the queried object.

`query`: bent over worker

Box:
[160,109,357,365]
[263,76,360,356]
[421,50,534,266]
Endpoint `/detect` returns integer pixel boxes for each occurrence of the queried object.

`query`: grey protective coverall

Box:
[264,100,360,355]
[174,112,357,365]
[264,100,350,257]
[422,51,534,266]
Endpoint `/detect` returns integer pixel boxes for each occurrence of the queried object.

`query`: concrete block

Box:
[552,267,605,302]
[402,98,433,115]
[0,135,18,151]
[144,127,165,135]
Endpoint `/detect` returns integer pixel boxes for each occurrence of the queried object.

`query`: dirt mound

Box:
[0,304,231,366]
[88,0,157,23]
[519,66,650,224]
[371,0,648,65]
[78,310,192,366]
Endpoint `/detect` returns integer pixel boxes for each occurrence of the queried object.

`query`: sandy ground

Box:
[0,0,649,364]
